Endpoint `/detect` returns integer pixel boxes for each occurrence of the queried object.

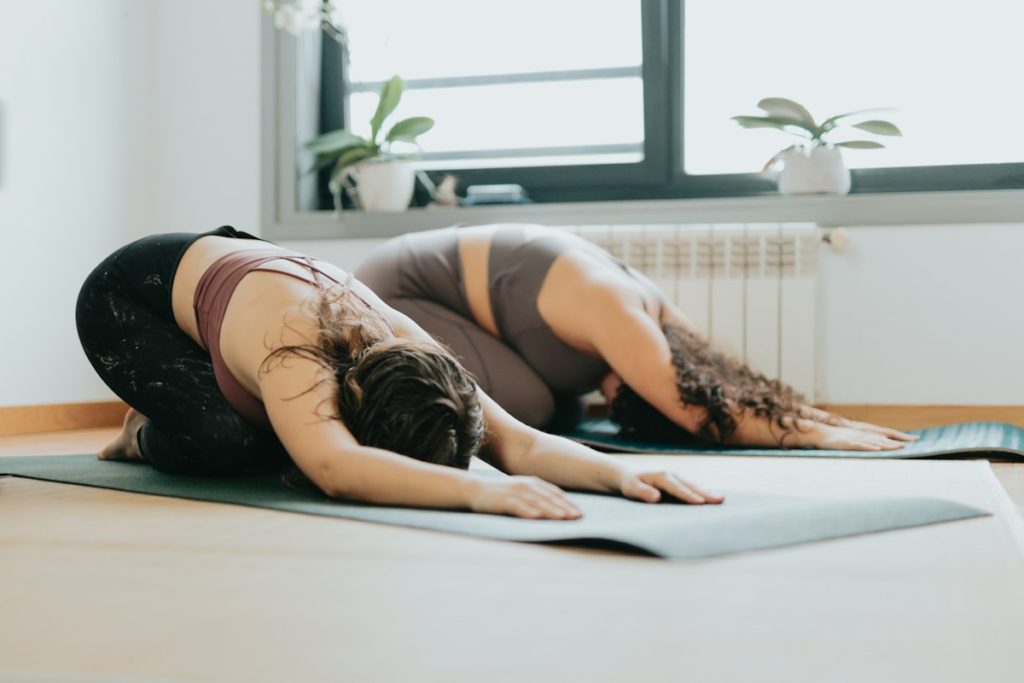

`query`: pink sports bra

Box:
[193,248,342,429]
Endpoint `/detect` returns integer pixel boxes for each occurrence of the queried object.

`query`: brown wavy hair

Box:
[609,321,805,445]
[260,274,483,470]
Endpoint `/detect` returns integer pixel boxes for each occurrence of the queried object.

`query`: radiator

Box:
[569,223,819,401]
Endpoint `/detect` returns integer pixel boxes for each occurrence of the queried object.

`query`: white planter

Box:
[345,159,416,212]
[776,145,851,196]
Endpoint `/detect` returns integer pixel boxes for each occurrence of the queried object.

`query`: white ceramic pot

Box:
[346,159,416,212]
[776,145,851,196]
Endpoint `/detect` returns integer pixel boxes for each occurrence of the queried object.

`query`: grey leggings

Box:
[356,238,582,430]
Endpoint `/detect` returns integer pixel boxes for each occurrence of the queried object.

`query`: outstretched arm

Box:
[270,279,721,513]
[263,353,720,519]
[261,352,487,506]
[256,317,594,520]
[476,390,723,505]
[589,290,913,450]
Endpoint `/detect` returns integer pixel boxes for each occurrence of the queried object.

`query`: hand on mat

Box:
[470,476,582,520]
[802,407,918,443]
[619,470,725,505]
[800,423,909,451]
[836,418,918,443]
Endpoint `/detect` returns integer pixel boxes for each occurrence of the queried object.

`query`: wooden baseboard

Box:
[817,405,1024,431]
[1,401,1022,437]
[0,401,128,436]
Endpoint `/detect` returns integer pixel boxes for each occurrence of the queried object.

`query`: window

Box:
[269,0,1024,223]
[343,0,646,171]
[288,0,669,210]
[683,0,1024,188]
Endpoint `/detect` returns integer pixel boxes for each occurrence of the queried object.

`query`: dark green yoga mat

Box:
[0,455,987,559]
[565,420,1024,459]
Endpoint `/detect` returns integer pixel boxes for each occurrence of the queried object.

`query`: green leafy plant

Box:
[732,97,902,171]
[304,75,434,197]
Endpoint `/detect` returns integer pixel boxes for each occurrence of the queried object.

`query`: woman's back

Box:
[171,235,389,403]
[454,225,665,350]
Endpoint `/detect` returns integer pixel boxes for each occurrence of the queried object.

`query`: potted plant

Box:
[305,76,434,212]
[732,98,902,195]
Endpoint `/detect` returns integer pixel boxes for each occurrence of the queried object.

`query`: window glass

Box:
[337,0,645,169]
[684,0,1024,174]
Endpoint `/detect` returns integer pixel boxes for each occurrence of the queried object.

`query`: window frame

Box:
[261,0,1024,240]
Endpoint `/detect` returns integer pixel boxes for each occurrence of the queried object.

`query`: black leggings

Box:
[75,228,288,475]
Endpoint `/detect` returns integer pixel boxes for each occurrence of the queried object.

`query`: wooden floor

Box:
[2,428,1024,682]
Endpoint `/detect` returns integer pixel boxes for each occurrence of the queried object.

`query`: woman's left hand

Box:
[619,469,725,505]
[838,418,918,442]
[801,406,918,443]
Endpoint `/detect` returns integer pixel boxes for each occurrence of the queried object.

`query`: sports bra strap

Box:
[192,248,358,429]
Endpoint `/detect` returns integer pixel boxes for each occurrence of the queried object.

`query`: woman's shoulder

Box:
[179,234,287,277]
[172,235,314,338]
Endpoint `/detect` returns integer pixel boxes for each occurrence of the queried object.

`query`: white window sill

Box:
[263,189,1024,241]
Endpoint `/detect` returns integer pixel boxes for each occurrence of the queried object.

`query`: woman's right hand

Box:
[469,476,582,520]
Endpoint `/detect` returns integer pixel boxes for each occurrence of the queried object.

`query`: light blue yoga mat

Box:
[0,455,986,559]
[565,420,1024,459]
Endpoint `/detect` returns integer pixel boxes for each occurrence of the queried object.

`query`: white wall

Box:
[0,0,260,407]
[0,0,155,406]
[148,0,261,235]
[817,223,1024,404]
[2,0,1023,409]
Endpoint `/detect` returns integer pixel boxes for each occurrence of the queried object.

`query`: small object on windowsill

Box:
[419,171,461,208]
[435,175,461,207]
[463,184,532,205]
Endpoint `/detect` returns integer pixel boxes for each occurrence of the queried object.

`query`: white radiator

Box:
[569,223,819,401]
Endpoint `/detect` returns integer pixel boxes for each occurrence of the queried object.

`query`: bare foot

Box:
[98,407,149,461]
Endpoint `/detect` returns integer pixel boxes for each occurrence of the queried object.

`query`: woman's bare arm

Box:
[259,275,717,510]
[359,272,719,502]
[588,288,910,450]
[656,308,916,445]
[260,353,483,504]
[256,326,589,520]
[477,390,722,504]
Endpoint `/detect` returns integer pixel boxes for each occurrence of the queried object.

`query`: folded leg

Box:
[388,297,559,429]
[76,247,286,475]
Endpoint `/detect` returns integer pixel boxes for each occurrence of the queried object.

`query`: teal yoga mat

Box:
[565,420,1024,459]
[0,455,986,559]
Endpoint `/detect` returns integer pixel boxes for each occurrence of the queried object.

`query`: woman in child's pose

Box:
[77,226,722,520]
[356,224,916,450]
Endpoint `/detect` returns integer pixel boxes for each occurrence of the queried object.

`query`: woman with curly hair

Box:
[356,224,916,451]
[77,226,722,520]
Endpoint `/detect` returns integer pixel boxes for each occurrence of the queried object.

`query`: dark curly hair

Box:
[261,274,483,470]
[609,321,805,445]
